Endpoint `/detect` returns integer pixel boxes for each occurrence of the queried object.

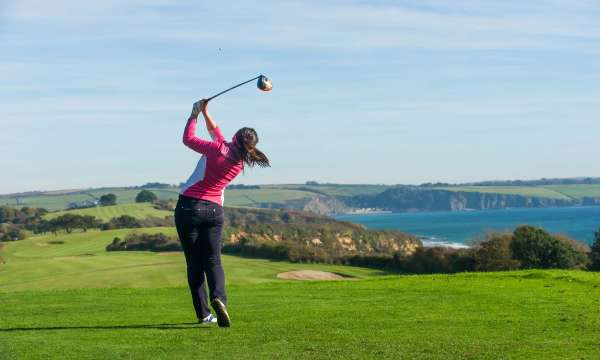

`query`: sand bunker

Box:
[277,270,354,281]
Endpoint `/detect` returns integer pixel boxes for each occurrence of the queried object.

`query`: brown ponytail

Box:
[235,127,270,168]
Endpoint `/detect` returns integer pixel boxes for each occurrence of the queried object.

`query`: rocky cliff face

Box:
[255,195,348,215]
[346,187,580,212]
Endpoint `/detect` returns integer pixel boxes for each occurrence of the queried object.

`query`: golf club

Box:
[207,75,272,102]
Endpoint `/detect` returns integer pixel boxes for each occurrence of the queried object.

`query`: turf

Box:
[223,188,314,206]
[438,186,572,200]
[5,184,600,211]
[44,203,172,222]
[544,185,600,199]
[0,187,316,210]
[2,231,600,358]
[2,271,600,359]
[0,228,383,292]
[266,184,390,197]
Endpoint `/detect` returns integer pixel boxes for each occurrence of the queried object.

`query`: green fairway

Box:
[44,203,172,222]
[2,269,600,359]
[3,229,600,358]
[0,229,383,292]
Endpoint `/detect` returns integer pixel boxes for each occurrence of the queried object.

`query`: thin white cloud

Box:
[3,0,600,51]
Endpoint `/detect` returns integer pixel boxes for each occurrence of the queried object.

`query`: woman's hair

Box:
[234,127,270,167]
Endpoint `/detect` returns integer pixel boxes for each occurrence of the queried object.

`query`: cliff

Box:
[346,187,579,212]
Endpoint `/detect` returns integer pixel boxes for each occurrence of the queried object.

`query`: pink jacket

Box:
[180,116,244,205]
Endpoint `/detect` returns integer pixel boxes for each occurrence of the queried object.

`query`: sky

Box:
[1,0,599,193]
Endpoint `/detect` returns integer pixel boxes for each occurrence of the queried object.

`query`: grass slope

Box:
[545,184,600,199]
[2,271,599,359]
[4,184,600,211]
[44,203,172,222]
[0,187,316,210]
[224,188,314,206]
[438,186,572,200]
[2,230,600,358]
[0,229,382,292]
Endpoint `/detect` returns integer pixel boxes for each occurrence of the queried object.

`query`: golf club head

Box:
[257,75,273,92]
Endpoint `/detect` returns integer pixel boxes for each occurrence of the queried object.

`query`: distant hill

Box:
[3,178,600,214]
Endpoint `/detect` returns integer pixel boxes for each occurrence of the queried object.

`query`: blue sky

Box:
[1,0,599,193]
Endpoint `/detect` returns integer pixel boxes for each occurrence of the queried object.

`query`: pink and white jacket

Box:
[180,116,244,206]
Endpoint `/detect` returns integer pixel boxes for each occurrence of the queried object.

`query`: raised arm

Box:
[182,100,220,154]
[201,101,225,142]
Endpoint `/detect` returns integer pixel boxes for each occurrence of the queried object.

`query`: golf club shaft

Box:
[207,76,261,102]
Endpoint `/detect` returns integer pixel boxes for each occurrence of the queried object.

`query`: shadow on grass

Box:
[0,322,209,332]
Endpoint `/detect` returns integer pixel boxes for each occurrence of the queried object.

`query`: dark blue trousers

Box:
[174,195,226,319]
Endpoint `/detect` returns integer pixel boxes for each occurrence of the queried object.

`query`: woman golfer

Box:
[175,99,269,327]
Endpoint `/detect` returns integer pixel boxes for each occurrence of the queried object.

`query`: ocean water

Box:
[334,206,600,247]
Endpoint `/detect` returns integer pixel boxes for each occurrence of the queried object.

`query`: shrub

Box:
[472,232,520,271]
[106,233,180,252]
[0,224,27,241]
[101,215,141,230]
[511,225,583,269]
[154,200,176,211]
[398,247,474,274]
[135,190,157,203]
[138,216,174,228]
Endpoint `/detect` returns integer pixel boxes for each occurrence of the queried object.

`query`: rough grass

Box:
[44,203,172,222]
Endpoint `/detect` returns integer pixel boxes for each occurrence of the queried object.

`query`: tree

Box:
[135,190,157,203]
[80,215,102,232]
[49,214,99,233]
[101,215,141,230]
[99,193,117,206]
[510,225,582,269]
[589,228,600,271]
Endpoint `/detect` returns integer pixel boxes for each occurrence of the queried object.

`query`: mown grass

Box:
[2,270,600,359]
[265,184,390,197]
[44,203,172,222]
[0,188,180,211]
[2,230,600,358]
[0,228,383,292]
[223,188,315,206]
[1,187,316,210]
[5,184,600,211]
[438,186,572,200]
[545,184,600,199]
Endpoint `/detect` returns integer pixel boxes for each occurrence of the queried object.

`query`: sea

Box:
[334,206,600,248]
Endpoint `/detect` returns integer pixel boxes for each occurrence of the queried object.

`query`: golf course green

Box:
[2,228,600,359]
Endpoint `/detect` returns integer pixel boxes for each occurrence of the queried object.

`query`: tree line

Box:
[106,224,600,275]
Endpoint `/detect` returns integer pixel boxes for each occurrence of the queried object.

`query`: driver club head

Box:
[257,75,273,92]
